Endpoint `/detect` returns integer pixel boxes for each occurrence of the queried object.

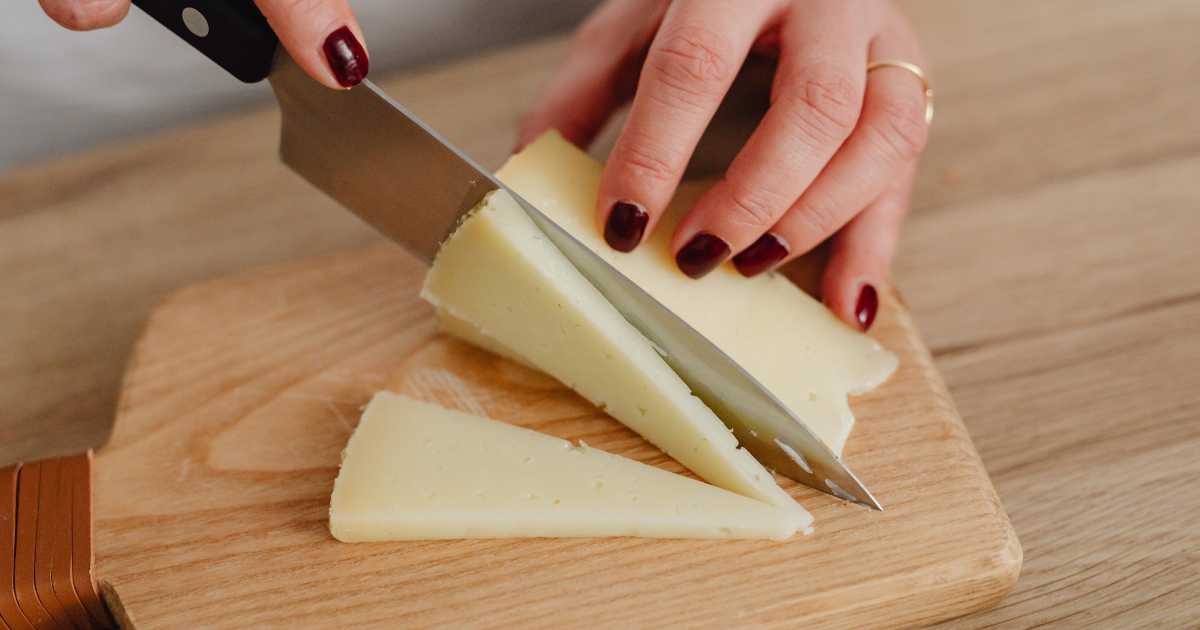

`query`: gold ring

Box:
[867,59,934,125]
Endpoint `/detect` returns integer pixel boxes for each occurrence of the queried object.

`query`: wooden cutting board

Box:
[94,244,1020,629]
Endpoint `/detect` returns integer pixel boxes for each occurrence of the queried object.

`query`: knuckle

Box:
[774,65,863,148]
[612,135,682,185]
[867,97,929,163]
[790,195,842,243]
[647,24,735,104]
[724,181,782,229]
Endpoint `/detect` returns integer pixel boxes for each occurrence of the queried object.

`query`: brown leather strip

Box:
[33,459,74,628]
[67,453,110,629]
[0,464,32,630]
[12,463,52,628]
[52,457,91,630]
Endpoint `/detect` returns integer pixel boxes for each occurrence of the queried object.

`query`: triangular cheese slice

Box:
[495,132,898,455]
[329,393,809,541]
[423,189,797,509]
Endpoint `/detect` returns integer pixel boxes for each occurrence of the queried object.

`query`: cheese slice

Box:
[329,392,809,541]
[423,189,796,509]
[494,132,897,455]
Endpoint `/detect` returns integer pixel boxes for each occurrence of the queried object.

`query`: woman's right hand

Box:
[37,0,370,88]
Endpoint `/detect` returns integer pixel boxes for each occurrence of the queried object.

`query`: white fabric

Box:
[0,1,597,171]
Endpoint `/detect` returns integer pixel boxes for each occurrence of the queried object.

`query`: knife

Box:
[131,0,881,510]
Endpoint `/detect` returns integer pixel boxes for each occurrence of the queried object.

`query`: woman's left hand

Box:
[519,0,930,331]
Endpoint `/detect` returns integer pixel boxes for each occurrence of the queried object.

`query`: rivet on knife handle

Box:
[132,0,278,83]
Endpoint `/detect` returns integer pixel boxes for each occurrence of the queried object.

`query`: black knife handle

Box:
[132,0,278,83]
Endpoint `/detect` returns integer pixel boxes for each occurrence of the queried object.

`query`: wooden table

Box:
[2,1,1197,627]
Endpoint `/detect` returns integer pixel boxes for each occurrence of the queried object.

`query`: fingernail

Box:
[323,26,369,88]
[675,232,731,279]
[856,283,879,331]
[732,233,789,277]
[604,201,649,252]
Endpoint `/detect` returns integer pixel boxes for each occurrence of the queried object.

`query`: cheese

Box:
[422,189,797,509]
[329,393,809,541]
[494,133,898,455]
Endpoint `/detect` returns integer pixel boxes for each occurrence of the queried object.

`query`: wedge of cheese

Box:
[494,132,898,455]
[422,132,897,509]
[423,189,797,509]
[329,392,809,541]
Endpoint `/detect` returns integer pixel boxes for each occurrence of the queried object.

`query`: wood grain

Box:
[33,459,75,629]
[11,464,51,628]
[916,156,1200,628]
[94,245,1017,629]
[53,456,95,630]
[0,465,31,630]
[3,0,1199,626]
[68,453,111,629]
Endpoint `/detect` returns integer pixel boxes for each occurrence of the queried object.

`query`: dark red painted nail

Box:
[732,233,789,277]
[675,232,731,279]
[604,201,649,252]
[323,26,369,87]
[856,284,879,331]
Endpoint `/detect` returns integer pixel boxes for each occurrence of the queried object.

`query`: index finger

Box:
[254,0,369,89]
[670,0,873,277]
[595,0,783,252]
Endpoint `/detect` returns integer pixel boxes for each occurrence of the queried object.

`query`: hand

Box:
[519,0,930,331]
[36,0,370,88]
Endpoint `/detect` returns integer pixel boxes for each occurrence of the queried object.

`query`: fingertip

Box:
[821,249,873,331]
[322,25,369,88]
[822,265,884,332]
[602,200,650,253]
[40,0,130,31]
[513,124,537,154]
[817,161,913,330]
[820,213,895,331]
[855,282,880,331]
[733,233,790,277]
[255,0,366,89]
[675,232,732,279]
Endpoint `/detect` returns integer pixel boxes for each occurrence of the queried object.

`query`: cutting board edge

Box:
[95,245,1022,629]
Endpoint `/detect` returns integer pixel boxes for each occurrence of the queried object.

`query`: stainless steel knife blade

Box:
[268,53,881,510]
[270,54,491,263]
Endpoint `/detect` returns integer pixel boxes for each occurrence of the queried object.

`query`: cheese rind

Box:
[422,190,798,509]
[329,393,808,541]
[494,133,897,454]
